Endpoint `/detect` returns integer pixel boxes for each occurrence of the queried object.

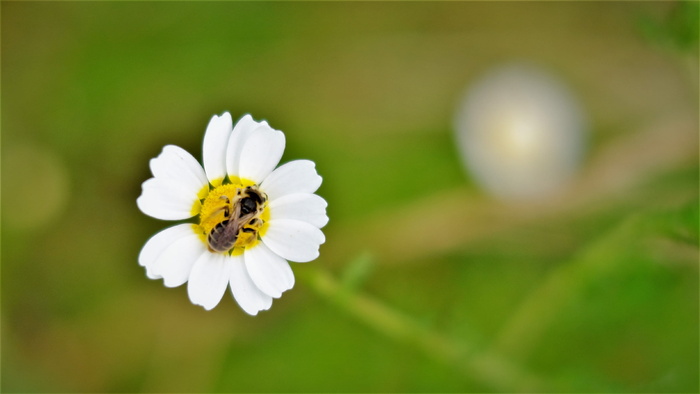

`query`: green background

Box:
[2,2,698,392]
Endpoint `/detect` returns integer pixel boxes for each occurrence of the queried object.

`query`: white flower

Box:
[137,112,328,315]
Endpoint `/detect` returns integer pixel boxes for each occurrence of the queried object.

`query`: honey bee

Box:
[207,186,267,253]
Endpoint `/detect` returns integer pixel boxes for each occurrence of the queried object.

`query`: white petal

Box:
[137,145,207,220]
[238,127,286,184]
[202,112,233,183]
[269,193,329,229]
[229,254,273,315]
[149,145,208,195]
[137,178,198,220]
[260,160,322,201]
[262,219,326,263]
[226,115,267,178]
[244,242,295,298]
[138,224,195,279]
[151,233,207,288]
[188,252,231,310]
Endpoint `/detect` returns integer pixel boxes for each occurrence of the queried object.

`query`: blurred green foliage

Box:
[638,1,699,52]
[2,2,698,393]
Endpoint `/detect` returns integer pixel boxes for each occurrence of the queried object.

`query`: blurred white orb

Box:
[455,64,587,200]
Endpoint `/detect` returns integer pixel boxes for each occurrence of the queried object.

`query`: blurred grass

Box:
[2,1,698,392]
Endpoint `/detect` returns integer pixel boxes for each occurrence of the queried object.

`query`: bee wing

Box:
[227,202,244,232]
[227,204,258,234]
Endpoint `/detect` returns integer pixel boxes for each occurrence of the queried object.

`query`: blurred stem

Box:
[492,226,633,359]
[494,200,699,360]
[299,267,549,392]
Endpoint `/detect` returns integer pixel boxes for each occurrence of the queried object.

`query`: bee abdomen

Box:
[207,220,238,253]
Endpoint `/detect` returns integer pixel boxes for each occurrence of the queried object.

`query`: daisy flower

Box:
[137,112,328,315]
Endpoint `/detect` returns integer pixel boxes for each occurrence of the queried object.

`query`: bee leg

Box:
[218,196,232,217]
[219,195,231,202]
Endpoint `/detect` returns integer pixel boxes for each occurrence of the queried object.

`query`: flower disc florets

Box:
[197,181,270,255]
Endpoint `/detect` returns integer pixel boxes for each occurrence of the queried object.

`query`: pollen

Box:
[197,179,268,254]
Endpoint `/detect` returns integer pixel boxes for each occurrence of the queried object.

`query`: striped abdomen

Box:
[207,219,239,253]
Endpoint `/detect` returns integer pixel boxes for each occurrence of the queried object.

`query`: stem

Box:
[299,267,549,392]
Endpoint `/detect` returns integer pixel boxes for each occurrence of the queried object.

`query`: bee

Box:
[207,186,267,253]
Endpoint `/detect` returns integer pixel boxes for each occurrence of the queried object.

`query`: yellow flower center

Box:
[194,177,270,255]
